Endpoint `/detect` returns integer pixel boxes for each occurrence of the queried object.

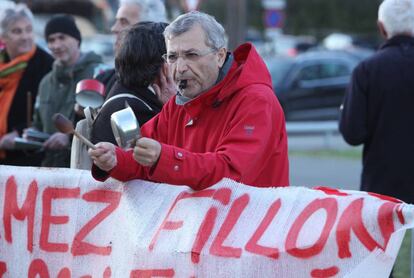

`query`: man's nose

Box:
[22,29,32,40]
[111,21,121,34]
[48,40,60,50]
[176,56,189,73]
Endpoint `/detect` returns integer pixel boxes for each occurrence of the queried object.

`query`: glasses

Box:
[162,48,216,64]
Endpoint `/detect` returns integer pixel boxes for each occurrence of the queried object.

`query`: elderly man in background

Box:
[0,1,53,166]
[97,0,168,96]
[340,0,414,204]
[30,14,104,167]
[89,11,289,190]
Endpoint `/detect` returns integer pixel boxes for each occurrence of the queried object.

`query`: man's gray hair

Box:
[164,11,227,50]
[119,0,167,22]
[378,0,414,38]
[0,1,33,36]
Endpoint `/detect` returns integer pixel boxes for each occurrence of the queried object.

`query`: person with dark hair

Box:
[95,0,168,99]
[90,21,168,145]
[0,1,53,166]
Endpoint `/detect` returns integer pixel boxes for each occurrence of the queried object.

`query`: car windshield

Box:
[266,58,294,86]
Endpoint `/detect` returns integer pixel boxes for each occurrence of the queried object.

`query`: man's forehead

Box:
[9,17,31,28]
[47,32,78,43]
[166,25,208,52]
[47,32,66,39]
[116,3,141,22]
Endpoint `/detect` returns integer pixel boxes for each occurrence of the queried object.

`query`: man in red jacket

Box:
[89,11,289,190]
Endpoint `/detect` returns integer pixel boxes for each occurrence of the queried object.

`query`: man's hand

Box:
[22,127,36,140]
[74,103,85,118]
[0,131,18,150]
[88,142,117,172]
[133,137,161,167]
[152,63,176,105]
[43,132,69,150]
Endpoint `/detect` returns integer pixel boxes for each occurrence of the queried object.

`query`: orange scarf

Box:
[0,46,36,158]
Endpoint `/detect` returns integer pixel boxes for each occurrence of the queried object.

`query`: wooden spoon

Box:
[52,113,96,149]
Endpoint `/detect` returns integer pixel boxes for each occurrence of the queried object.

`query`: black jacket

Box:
[95,68,116,99]
[339,35,414,203]
[1,46,53,166]
[91,81,162,145]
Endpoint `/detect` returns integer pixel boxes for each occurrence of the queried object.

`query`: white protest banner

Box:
[0,165,413,277]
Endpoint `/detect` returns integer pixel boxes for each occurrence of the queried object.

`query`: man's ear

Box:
[377,21,388,39]
[217,47,227,67]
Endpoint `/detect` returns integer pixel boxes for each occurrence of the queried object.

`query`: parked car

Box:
[272,35,317,57]
[266,50,373,121]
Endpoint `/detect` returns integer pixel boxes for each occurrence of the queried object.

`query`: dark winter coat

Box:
[339,35,414,203]
[90,81,162,145]
[33,51,105,167]
[1,46,53,166]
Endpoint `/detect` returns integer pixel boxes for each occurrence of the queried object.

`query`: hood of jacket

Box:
[190,43,273,107]
[52,51,103,82]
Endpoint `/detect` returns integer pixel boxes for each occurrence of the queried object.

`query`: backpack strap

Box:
[84,106,95,125]
[101,93,154,111]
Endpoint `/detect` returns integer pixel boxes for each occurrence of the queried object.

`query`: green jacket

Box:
[33,51,105,167]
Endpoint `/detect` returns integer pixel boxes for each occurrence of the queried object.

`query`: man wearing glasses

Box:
[89,11,289,190]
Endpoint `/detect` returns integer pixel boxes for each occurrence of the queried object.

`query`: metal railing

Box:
[286,121,339,149]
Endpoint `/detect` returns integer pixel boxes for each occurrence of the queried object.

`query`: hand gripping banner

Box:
[0,165,413,277]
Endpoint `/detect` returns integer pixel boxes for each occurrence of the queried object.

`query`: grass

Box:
[394,230,411,278]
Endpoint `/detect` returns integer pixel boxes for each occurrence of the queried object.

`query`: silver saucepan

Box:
[110,102,141,149]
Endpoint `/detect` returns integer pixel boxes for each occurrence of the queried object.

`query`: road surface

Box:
[288,133,362,191]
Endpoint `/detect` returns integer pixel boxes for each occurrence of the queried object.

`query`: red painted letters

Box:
[209,194,250,258]
[191,188,232,263]
[286,198,338,258]
[3,176,37,252]
[336,198,386,258]
[71,189,121,256]
[130,269,175,278]
[245,199,282,259]
[40,187,80,252]
[28,259,50,278]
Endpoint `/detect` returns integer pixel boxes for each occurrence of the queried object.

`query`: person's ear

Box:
[217,47,227,67]
[377,21,388,39]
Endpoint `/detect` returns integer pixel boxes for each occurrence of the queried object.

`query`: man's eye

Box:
[120,19,129,26]
[168,54,178,61]
[11,29,22,35]
[186,53,199,60]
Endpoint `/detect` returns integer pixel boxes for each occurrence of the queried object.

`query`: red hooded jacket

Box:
[95,43,289,190]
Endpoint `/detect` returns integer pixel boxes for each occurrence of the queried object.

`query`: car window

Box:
[298,65,320,81]
[266,58,294,86]
[320,63,350,78]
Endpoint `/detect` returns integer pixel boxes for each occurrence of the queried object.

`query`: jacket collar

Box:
[179,43,272,119]
[381,35,414,50]
[175,53,234,106]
